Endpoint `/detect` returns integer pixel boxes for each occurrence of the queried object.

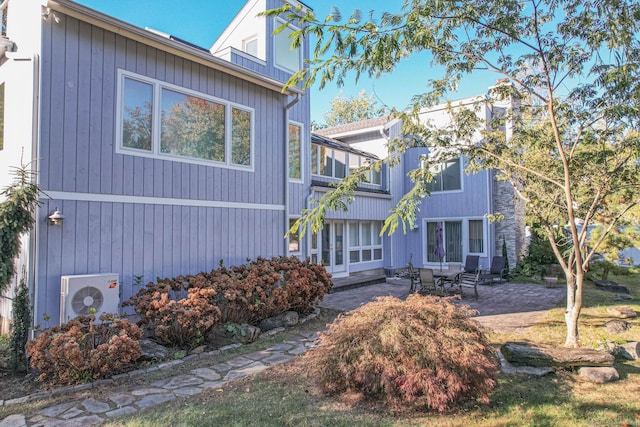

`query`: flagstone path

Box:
[0,280,566,426]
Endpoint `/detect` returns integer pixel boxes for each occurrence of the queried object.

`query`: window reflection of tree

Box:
[122,101,152,151]
[232,108,251,166]
[161,93,226,162]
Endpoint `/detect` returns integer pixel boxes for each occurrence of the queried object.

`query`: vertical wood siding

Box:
[36,15,292,324]
[37,199,284,324]
[40,16,287,205]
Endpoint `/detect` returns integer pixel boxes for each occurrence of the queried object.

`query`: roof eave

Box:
[47,0,303,96]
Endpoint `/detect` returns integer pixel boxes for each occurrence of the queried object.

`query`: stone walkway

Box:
[0,280,566,426]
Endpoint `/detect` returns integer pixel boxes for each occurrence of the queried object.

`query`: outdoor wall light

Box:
[48,208,64,226]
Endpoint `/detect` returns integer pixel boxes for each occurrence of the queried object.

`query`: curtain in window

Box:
[426,222,438,262]
[445,221,462,262]
[468,220,484,253]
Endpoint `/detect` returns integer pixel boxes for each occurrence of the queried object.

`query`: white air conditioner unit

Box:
[60,274,120,324]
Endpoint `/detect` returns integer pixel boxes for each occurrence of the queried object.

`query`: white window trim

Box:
[467,217,487,256]
[422,157,464,194]
[242,35,259,57]
[421,217,487,266]
[348,221,383,265]
[288,216,302,255]
[311,144,382,187]
[116,69,255,171]
[273,18,302,74]
[288,120,304,183]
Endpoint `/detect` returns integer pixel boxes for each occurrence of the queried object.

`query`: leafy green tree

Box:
[0,163,40,293]
[589,225,640,278]
[267,0,640,346]
[322,90,387,127]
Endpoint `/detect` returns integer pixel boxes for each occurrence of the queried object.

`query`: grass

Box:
[103,272,640,427]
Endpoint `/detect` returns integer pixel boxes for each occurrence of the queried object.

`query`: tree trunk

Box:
[564,272,583,347]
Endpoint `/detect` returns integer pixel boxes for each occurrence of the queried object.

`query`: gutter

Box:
[46,0,303,96]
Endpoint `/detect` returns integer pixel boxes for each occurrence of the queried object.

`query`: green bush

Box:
[304,294,499,413]
[9,273,30,373]
[0,165,40,294]
[513,229,558,277]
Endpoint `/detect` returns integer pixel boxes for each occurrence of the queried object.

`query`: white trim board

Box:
[43,191,285,211]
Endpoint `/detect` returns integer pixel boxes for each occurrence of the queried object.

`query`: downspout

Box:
[379,125,393,271]
[30,53,41,337]
[486,104,495,265]
[284,93,300,256]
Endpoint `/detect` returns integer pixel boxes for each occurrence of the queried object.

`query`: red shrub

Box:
[124,274,222,347]
[304,294,499,413]
[26,314,142,385]
[124,256,332,346]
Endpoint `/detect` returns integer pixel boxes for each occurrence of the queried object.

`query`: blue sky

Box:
[76,0,499,123]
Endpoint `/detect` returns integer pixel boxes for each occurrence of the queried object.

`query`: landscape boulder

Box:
[578,367,619,383]
[501,342,615,367]
[139,339,170,361]
[606,306,637,319]
[259,311,299,331]
[613,342,640,360]
[604,319,631,334]
[593,280,630,294]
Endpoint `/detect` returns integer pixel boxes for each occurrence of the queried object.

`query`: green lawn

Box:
[106,273,640,427]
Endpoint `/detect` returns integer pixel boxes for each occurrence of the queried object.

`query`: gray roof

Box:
[310,134,379,160]
[314,116,389,137]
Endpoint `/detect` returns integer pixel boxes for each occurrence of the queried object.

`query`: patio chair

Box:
[480,256,506,285]
[407,261,420,292]
[455,270,481,300]
[417,268,438,295]
[463,255,480,273]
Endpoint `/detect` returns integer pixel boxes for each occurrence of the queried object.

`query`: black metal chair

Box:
[463,255,480,273]
[480,256,506,284]
[407,261,420,292]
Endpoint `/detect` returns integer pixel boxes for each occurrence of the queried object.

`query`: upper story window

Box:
[117,70,253,169]
[349,153,381,185]
[311,143,381,185]
[289,122,302,180]
[424,158,462,192]
[243,36,258,57]
[274,19,301,73]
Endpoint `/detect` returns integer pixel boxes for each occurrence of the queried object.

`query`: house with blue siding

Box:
[0,0,315,331]
[0,0,524,331]
[315,93,527,275]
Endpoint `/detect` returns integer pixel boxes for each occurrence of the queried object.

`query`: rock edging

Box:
[0,307,321,408]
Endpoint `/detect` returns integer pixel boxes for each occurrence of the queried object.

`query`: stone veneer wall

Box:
[493,175,527,269]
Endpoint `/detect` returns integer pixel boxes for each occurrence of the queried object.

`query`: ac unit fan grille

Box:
[71,286,104,316]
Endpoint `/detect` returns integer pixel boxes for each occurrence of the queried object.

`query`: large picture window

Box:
[349,221,383,264]
[274,19,301,72]
[425,219,485,264]
[118,71,253,168]
[425,158,462,192]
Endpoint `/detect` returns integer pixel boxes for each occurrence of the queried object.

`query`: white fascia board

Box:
[46,0,302,96]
